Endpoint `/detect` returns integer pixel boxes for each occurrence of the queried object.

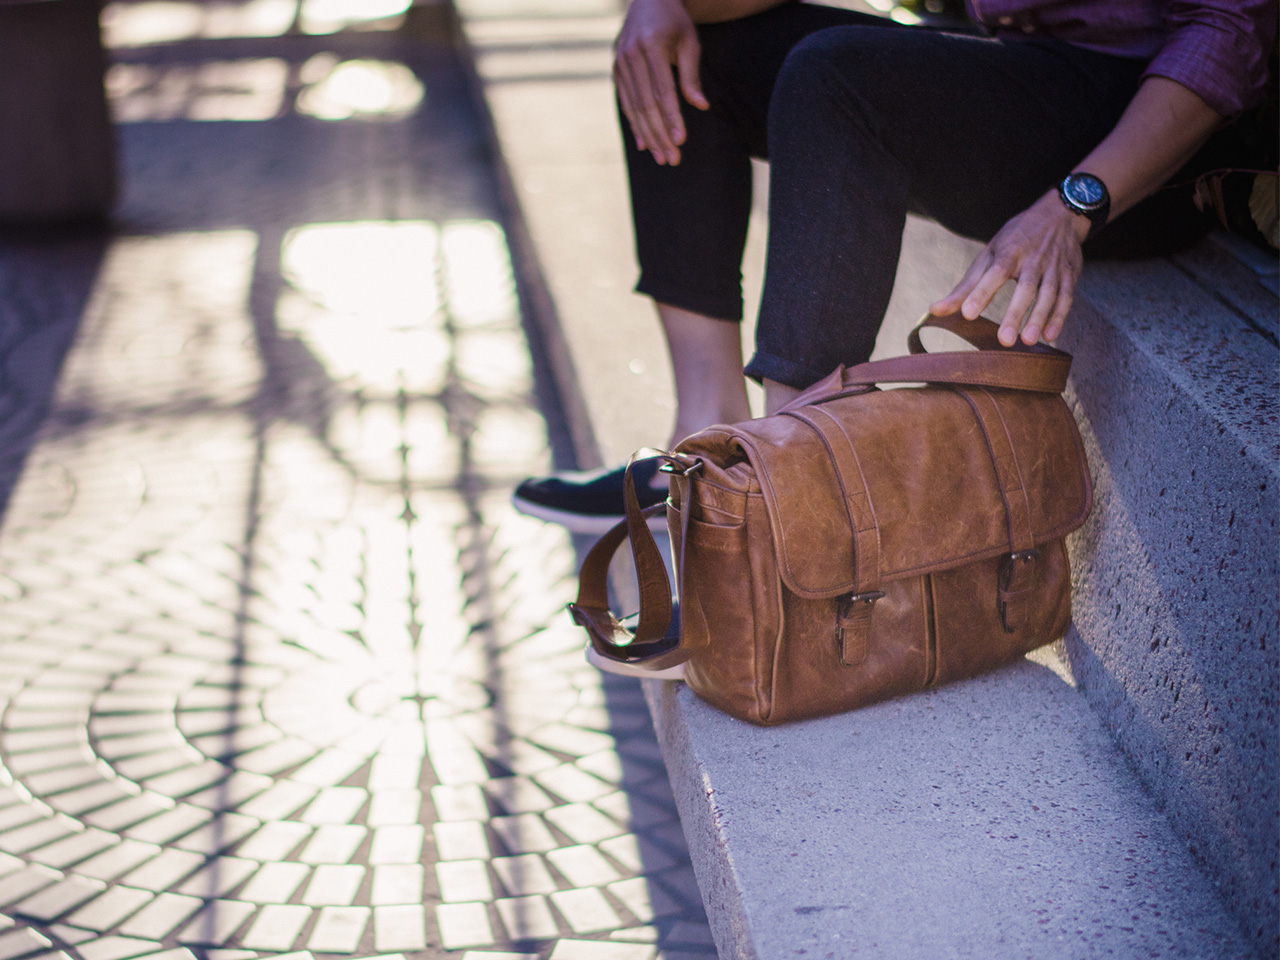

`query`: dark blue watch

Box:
[1059,172,1110,240]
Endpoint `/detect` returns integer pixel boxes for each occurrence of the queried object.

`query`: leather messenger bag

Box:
[570,314,1093,725]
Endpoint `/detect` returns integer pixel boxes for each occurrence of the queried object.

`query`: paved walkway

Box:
[0,4,711,960]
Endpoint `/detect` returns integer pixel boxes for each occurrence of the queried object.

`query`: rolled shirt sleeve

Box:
[1143,0,1276,118]
[969,0,1275,119]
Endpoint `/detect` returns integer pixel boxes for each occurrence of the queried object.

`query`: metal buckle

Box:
[836,591,883,667]
[1000,549,1040,586]
[839,590,885,618]
[658,457,703,478]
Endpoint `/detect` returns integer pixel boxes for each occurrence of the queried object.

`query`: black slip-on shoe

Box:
[511,454,668,534]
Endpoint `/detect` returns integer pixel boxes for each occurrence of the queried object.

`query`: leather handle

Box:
[850,317,1070,391]
[823,315,1071,400]
[906,312,1019,354]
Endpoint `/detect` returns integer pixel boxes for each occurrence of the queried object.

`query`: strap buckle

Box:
[836,591,884,667]
[839,591,885,618]
[658,457,703,478]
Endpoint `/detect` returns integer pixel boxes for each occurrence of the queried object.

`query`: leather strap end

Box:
[998,551,1039,634]
[592,636,691,672]
[837,592,882,667]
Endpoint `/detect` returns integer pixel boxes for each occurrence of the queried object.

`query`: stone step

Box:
[644,659,1253,959]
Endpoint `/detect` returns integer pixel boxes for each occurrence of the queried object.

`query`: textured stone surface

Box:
[1061,253,1278,957]
[646,664,1252,960]
[874,220,1280,956]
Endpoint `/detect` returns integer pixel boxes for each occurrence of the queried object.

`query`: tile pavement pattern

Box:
[0,5,713,960]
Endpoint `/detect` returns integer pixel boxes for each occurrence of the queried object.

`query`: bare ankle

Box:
[764,379,802,416]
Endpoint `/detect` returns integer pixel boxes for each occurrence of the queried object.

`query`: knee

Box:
[776,29,851,104]
[695,10,827,101]
[771,27,888,136]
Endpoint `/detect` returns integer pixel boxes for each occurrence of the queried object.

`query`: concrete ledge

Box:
[625,226,1279,959]
[820,218,1280,956]
[643,661,1252,959]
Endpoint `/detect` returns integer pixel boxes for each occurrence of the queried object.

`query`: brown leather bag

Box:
[570,315,1093,725]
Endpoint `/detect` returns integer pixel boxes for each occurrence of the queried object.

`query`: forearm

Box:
[931,77,1227,346]
[683,0,792,24]
[1074,76,1224,223]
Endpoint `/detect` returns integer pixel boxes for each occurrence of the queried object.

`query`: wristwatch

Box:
[1058,172,1110,239]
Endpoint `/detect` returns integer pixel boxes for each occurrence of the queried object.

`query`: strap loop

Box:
[837,591,884,666]
[568,455,696,671]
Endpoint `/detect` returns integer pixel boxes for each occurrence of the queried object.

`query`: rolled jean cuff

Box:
[743,350,835,390]
[635,275,744,324]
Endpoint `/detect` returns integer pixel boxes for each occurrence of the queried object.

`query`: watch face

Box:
[1065,174,1106,209]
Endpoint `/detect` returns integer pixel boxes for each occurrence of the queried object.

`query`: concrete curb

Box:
[644,662,1253,959]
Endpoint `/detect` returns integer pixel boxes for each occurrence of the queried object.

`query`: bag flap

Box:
[716,385,1092,600]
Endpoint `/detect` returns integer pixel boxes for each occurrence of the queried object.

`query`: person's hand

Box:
[930,190,1091,347]
[614,0,710,166]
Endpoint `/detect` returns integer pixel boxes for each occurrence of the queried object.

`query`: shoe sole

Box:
[584,643,685,680]
[511,493,669,536]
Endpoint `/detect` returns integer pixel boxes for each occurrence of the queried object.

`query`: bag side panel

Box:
[676,478,777,724]
[929,540,1073,687]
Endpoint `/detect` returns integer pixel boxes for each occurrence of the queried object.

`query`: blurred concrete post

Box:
[0,0,117,224]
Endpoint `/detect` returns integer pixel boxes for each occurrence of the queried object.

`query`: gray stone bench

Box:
[450,1,1279,955]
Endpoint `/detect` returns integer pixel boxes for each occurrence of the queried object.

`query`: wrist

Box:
[1038,190,1092,243]
[1058,196,1092,244]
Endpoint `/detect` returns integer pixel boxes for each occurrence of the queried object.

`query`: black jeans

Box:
[623,3,1147,389]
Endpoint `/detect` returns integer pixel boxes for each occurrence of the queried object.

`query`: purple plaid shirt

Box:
[966,0,1276,116]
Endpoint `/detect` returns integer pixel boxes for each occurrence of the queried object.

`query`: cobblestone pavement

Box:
[0,4,712,960]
